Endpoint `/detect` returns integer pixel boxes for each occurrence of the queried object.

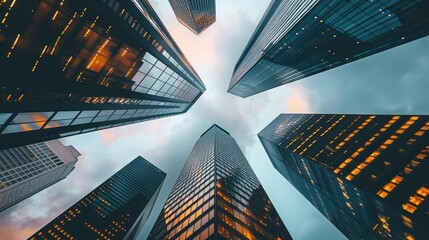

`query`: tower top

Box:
[200,124,230,137]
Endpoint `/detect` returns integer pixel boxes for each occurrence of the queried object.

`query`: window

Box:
[77,111,99,118]
[12,112,54,124]
[0,113,12,125]
[52,111,80,120]
[143,53,157,64]
[3,123,40,133]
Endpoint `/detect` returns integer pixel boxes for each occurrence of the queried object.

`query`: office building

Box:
[0,140,79,212]
[30,156,166,240]
[259,114,429,239]
[228,0,429,97]
[149,125,292,240]
[0,0,205,149]
[169,0,216,35]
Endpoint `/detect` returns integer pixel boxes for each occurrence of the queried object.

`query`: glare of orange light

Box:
[286,87,310,112]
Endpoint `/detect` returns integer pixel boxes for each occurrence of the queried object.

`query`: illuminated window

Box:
[357,163,367,169]
[404,233,415,240]
[351,168,361,175]
[391,176,403,184]
[377,190,388,198]
[383,183,396,192]
[416,187,428,197]
[414,131,425,136]
[410,160,420,167]
[402,203,417,213]
[346,202,353,209]
[365,157,375,163]
[409,195,423,206]
[415,154,426,160]
[371,151,380,157]
[404,168,412,174]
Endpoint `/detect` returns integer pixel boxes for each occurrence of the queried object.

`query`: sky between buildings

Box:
[0,0,428,239]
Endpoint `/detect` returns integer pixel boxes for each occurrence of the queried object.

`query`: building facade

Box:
[30,156,166,240]
[169,0,216,35]
[0,0,205,149]
[0,140,80,212]
[228,0,429,97]
[259,114,429,240]
[149,124,292,240]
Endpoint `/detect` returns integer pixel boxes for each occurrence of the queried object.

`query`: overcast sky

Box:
[1,0,428,239]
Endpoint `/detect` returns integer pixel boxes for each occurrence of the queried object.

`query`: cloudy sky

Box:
[1,0,429,239]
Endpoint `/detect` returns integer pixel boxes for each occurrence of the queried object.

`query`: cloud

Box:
[1,1,428,240]
[286,86,311,113]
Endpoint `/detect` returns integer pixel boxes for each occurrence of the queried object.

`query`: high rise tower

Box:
[149,125,292,240]
[169,0,216,35]
[0,0,205,149]
[228,0,429,97]
[259,114,429,240]
[0,140,80,212]
[30,156,166,240]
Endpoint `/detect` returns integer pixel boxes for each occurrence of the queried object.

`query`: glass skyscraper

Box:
[228,0,429,97]
[0,140,80,212]
[0,0,205,149]
[259,114,429,240]
[30,156,166,240]
[149,124,292,240]
[169,0,216,35]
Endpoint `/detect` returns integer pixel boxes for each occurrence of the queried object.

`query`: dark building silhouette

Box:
[149,124,292,240]
[259,114,429,240]
[0,0,205,149]
[29,156,166,240]
[0,140,80,212]
[169,0,216,35]
[229,0,429,97]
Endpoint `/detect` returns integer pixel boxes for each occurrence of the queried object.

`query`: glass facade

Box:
[0,140,80,212]
[149,125,292,240]
[228,0,429,97]
[29,156,166,240]
[0,0,205,149]
[169,0,216,35]
[259,114,429,240]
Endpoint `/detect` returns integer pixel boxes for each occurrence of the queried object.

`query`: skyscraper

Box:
[0,0,205,149]
[228,0,429,97]
[169,0,216,35]
[149,124,292,240]
[259,114,429,240]
[30,156,166,240]
[0,140,80,212]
